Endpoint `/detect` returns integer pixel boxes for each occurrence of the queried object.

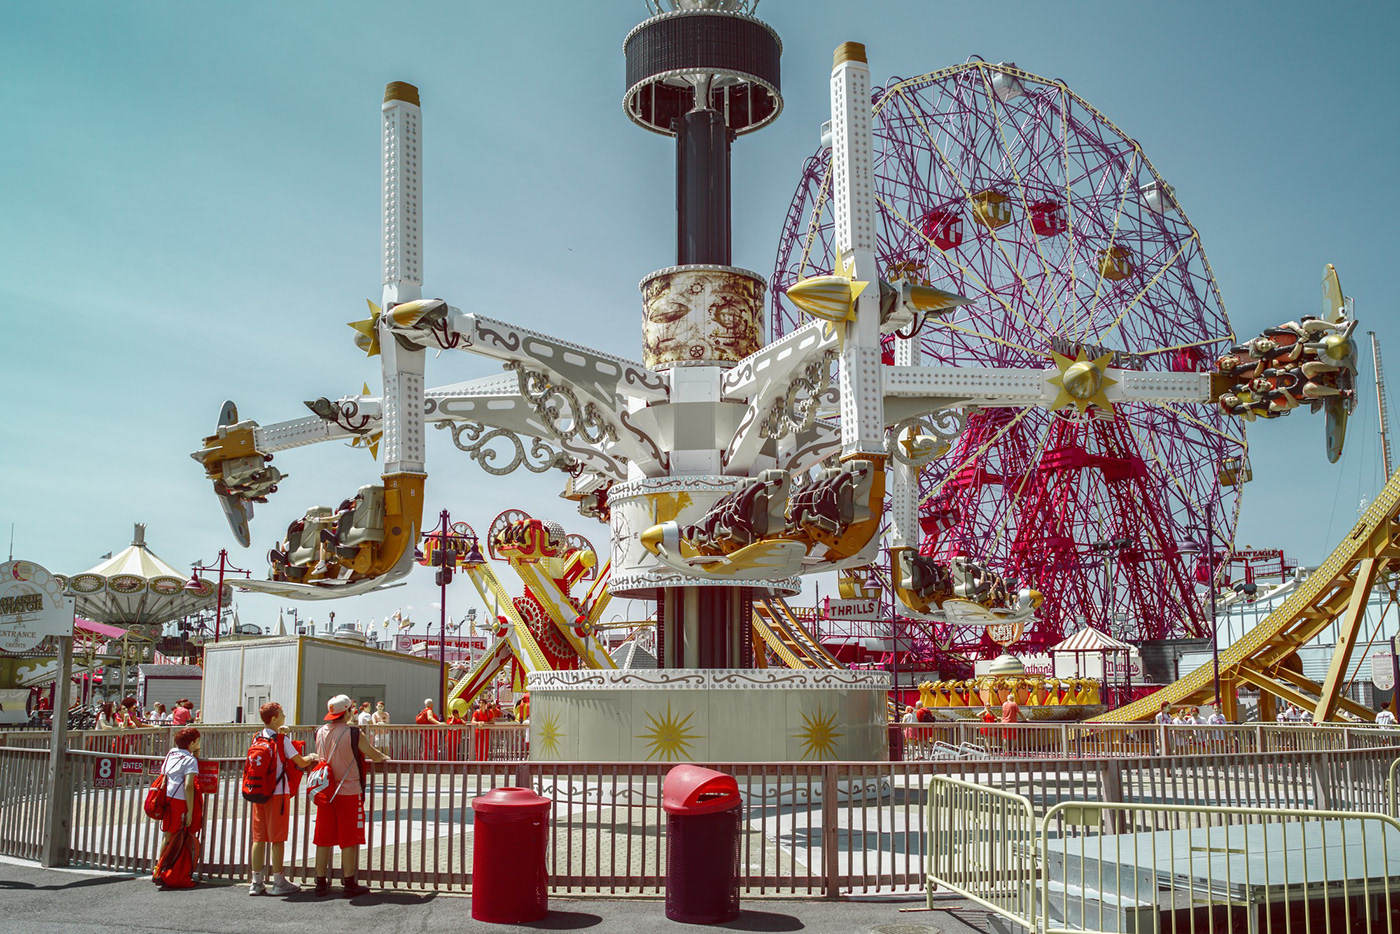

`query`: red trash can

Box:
[663,765,742,924]
[471,786,550,922]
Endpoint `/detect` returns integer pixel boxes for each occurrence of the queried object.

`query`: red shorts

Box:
[162,796,203,834]
[251,794,292,843]
[313,794,364,848]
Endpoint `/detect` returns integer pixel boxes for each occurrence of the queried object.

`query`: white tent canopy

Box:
[57,523,224,628]
[1048,627,1134,654]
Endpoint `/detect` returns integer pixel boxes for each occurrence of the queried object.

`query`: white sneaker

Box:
[248,881,267,896]
[268,879,301,896]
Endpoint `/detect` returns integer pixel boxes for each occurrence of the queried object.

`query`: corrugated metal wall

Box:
[202,637,443,725]
[298,638,438,725]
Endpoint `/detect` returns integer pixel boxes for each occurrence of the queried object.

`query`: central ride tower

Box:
[617,1,783,669]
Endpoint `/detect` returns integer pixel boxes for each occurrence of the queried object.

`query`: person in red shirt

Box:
[444,703,467,760]
[415,699,443,759]
[171,699,193,727]
[313,694,390,898]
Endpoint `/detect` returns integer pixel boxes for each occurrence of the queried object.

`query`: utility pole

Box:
[1372,332,1393,477]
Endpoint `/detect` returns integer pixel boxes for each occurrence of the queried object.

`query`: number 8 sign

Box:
[94,756,116,788]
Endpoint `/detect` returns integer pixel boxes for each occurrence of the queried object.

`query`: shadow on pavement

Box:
[0,875,139,893]
[718,909,805,931]
[515,910,604,929]
[346,890,437,906]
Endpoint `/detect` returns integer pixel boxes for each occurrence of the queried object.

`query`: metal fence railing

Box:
[0,746,49,863]
[895,721,1400,761]
[0,723,531,762]
[929,774,1400,933]
[1041,803,1400,933]
[4,740,1400,898]
[6,721,1394,764]
[927,774,1037,928]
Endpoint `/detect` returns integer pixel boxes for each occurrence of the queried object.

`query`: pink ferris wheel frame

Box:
[771,58,1245,660]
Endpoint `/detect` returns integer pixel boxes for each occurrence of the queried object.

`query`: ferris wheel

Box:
[772,58,1246,655]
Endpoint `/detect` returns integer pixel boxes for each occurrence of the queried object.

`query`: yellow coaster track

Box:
[1100,466,1400,723]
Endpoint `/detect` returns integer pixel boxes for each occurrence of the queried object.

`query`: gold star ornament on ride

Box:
[1047,348,1116,414]
[349,299,383,357]
[784,254,869,324]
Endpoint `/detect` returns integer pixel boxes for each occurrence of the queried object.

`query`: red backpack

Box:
[144,774,170,819]
[241,733,285,803]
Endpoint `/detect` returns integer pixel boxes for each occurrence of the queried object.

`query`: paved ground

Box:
[0,858,992,934]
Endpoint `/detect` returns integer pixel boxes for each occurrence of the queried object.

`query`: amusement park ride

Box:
[191,1,1368,735]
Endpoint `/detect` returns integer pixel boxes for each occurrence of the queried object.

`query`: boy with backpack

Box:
[243,702,319,896]
[313,694,391,898]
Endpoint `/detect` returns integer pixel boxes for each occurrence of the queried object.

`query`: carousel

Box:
[57,524,227,657]
[917,655,1107,722]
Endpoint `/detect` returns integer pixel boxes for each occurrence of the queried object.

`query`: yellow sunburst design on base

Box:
[794,705,844,761]
[636,702,701,762]
[535,712,565,760]
[1046,348,1117,415]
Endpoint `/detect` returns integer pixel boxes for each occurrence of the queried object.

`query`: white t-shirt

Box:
[1154,711,1171,724]
[357,710,373,727]
[257,728,301,796]
[161,748,200,801]
[1376,710,1396,726]
[1207,713,1227,726]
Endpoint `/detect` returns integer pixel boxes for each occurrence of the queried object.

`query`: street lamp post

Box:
[429,510,459,715]
[1206,500,1222,710]
[185,551,252,644]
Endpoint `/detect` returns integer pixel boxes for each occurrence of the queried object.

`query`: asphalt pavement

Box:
[0,858,992,934]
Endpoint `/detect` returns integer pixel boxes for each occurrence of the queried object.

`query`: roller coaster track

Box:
[1100,466,1400,723]
[753,596,844,669]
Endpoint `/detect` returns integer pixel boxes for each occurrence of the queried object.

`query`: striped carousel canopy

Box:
[56,524,224,627]
[1048,627,1134,654]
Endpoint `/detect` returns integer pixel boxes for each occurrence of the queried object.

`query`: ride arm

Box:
[508,560,617,670]
[428,375,630,481]
[461,562,553,672]
[447,311,669,476]
[447,639,516,708]
[881,365,1211,418]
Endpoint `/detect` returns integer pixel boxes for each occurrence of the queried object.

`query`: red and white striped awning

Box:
[1048,627,1134,654]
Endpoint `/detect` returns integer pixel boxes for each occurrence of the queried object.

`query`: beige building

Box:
[202,632,441,725]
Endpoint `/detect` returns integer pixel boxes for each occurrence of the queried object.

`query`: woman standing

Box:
[370,701,390,750]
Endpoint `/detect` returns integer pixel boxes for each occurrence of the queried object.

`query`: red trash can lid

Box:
[663,764,741,815]
[471,786,551,814]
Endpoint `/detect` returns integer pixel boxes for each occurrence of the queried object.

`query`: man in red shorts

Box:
[249,702,319,896]
[313,694,390,898]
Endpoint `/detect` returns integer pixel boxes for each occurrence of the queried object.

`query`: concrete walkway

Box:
[0,857,991,934]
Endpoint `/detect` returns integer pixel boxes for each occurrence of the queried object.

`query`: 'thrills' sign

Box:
[0,560,75,653]
[822,597,881,621]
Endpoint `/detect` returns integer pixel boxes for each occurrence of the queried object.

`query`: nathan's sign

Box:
[0,560,75,653]
[822,597,880,621]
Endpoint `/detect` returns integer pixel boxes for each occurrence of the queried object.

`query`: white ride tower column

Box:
[379,82,427,506]
[831,44,886,459]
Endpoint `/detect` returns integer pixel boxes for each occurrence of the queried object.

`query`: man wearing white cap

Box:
[313,694,390,898]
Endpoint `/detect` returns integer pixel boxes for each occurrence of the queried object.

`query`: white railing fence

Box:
[928,773,1400,933]
[3,741,1400,898]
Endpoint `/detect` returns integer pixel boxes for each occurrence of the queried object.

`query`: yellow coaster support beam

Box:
[1098,465,1400,722]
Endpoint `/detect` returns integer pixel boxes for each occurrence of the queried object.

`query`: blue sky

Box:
[3,1,1398,638]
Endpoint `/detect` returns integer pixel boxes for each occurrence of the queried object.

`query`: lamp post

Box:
[185,551,251,644]
[1179,508,1222,711]
[1090,538,1131,637]
[873,563,899,708]
[428,510,457,715]
[1206,501,1221,710]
